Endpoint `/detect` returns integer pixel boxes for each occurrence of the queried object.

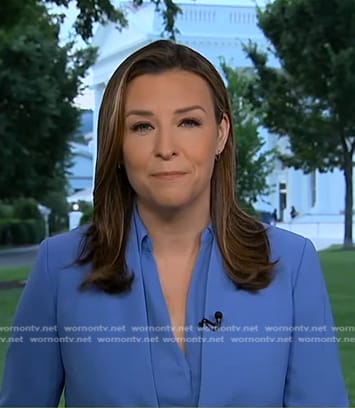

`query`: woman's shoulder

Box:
[265,224,309,253]
[264,224,317,269]
[46,224,89,247]
[263,224,323,287]
[41,224,90,266]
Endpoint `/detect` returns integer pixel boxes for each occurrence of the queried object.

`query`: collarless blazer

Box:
[0,221,349,407]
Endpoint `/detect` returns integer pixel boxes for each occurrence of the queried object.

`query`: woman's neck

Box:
[136,200,210,256]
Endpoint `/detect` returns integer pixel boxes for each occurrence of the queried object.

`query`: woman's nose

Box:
[154,128,177,159]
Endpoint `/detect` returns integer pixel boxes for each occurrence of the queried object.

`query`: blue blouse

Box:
[0,209,349,407]
[134,208,214,406]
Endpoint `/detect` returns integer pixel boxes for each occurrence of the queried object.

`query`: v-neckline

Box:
[150,253,198,362]
[137,224,216,407]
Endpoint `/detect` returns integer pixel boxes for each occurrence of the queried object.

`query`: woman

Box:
[0,40,349,407]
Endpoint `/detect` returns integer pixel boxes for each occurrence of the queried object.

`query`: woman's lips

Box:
[151,171,187,180]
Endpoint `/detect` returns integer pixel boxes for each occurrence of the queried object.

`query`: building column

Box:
[300,172,312,213]
[312,171,331,215]
[285,168,306,221]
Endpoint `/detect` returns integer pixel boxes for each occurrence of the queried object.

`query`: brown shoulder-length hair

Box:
[78,39,275,293]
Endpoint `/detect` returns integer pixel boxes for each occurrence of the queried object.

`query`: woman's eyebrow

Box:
[125,105,207,118]
[174,105,207,115]
[125,109,154,118]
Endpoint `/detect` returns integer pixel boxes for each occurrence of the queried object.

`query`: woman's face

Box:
[122,69,229,213]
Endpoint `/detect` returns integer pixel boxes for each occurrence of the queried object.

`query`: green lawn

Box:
[0,249,354,404]
[319,248,355,404]
[0,288,23,387]
[0,265,30,282]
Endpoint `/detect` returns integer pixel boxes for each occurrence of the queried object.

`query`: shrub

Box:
[0,202,14,218]
[0,219,45,246]
[24,219,45,243]
[0,219,12,245]
[79,205,93,225]
[257,210,273,224]
[41,191,69,234]
[13,198,41,220]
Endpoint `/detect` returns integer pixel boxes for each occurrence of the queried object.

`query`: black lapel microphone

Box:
[198,311,223,331]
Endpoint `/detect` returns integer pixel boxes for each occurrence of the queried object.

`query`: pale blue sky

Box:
[49,1,95,109]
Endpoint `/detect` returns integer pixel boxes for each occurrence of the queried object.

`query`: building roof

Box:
[176,0,269,6]
[67,188,93,203]
[115,0,269,6]
[92,0,270,84]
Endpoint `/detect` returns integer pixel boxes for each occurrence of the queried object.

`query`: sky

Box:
[74,78,94,110]
[51,2,95,110]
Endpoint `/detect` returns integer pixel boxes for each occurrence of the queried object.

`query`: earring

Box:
[215,151,221,161]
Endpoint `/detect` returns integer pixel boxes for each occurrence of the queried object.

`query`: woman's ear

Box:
[216,113,230,154]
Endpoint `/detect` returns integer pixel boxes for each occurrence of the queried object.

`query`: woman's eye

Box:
[131,123,153,132]
[180,118,201,128]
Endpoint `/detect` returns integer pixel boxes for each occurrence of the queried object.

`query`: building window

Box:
[279,182,287,221]
[310,171,316,207]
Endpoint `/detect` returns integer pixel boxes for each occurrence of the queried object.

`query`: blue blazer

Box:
[0,221,349,407]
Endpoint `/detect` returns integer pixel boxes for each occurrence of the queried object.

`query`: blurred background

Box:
[0,0,354,404]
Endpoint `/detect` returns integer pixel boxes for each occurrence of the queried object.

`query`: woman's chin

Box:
[149,196,192,212]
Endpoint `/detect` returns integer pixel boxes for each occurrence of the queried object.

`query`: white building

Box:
[89,0,354,243]
[67,141,93,195]
[67,110,94,222]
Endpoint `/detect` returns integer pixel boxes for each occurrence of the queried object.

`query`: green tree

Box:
[0,0,180,205]
[221,62,276,212]
[0,2,96,201]
[0,0,181,41]
[245,0,355,249]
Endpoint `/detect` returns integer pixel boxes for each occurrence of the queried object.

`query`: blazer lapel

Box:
[198,239,243,406]
[118,222,159,406]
